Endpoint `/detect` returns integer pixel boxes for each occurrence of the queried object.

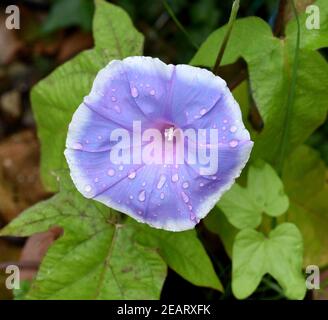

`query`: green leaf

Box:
[286,0,328,50]
[13,280,31,300]
[0,183,166,300]
[93,0,144,59]
[218,161,289,229]
[42,0,94,33]
[232,223,306,300]
[191,10,328,164]
[32,0,144,191]
[282,145,328,267]
[134,222,223,292]
[204,207,238,258]
[0,174,221,297]
[247,161,289,216]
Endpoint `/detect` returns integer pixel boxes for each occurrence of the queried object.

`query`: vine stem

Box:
[162,0,199,50]
[276,0,300,178]
[212,0,240,75]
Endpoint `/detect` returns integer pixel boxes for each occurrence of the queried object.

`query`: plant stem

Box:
[213,0,240,75]
[273,0,288,36]
[276,0,300,178]
[162,0,199,50]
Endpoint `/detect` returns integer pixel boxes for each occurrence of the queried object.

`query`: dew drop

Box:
[129,195,134,200]
[181,191,189,203]
[128,171,136,179]
[73,142,83,150]
[85,185,92,192]
[171,173,179,182]
[107,169,115,176]
[114,105,121,113]
[119,165,124,171]
[229,140,239,148]
[138,210,143,215]
[199,182,204,187]
[111,96,117,102]
[230,126,237,133]
[157,175,166,189]
[182,182,189,189]
[98,135,102,140]
[149,89,156,96]
[131,87,139,98]
[94,177,99,183]
[200,108,207,116]
[223,119,228,124]
[138,190,146,202]
[160,192,165,200]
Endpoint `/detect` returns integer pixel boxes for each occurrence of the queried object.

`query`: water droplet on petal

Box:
[98,135,102,140]
[94,177,99,183]
[182,182,189,189]
[200,108,207,116]
[138,210,143,215]
[149,89,156,96]
[128,171,136,179]
[160,192,165,200]
[131,87,139,98]
[119,165,124,171]
[73,143,83,150]
[138,190,146,202]
[230,126,237,133]
[157,175,166,189]
[129,195,133,200]
[111,96,117,102]
[223,119,228,124]
[85,185,92,192]
[229,140,239,148]
[181,191,189,203]
[114,105,121,113]
[171,173,179,182]
[107,169,115,176]
[199,182,204,187]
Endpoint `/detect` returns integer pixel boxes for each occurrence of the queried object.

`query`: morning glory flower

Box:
[64,56,253,231]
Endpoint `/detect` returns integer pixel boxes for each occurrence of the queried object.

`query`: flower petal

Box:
[65,56,253,231]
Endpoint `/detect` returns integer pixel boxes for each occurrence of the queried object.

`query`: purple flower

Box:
[64,56,253,231]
